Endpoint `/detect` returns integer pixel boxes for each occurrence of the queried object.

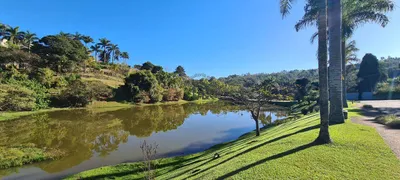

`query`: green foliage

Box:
[357,53,381,93]
[0,84,36,111]
[375,115,400,129]
[86,80,113,101]
[162,88,184,101]
[51,80,93,107]
[33,68,55,88]
[295,78,310,102]
[301,108,309,115]
[174,65,186,77]
[32,34,88,72]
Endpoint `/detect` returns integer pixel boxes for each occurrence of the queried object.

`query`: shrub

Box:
[51,80,92,107]
[117,71,163,103]
[52,76,68,88]
[86,81,113,101]
[314,105,320,112]
[301,108,308,115]
[375,115,400,129]
[0,84,36,111]
[33,68,55,88]
[363,104,373,109]
[163,88,184,101]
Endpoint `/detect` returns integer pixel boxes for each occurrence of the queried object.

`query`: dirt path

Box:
[351,101,400,159]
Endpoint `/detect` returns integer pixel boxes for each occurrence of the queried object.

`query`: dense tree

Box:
[141,61,155,71]
[174,65,187,77]
[280,0,331,143]
[357,53,381,99]
[295,78,310,102]
[32,34,89,72]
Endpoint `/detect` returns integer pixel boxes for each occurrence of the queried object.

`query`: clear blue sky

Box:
[1,0,399,77]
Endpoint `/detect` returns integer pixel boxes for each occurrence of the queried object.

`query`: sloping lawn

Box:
[67,107,400,179]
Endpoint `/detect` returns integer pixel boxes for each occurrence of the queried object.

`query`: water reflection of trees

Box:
[0,101,247,173]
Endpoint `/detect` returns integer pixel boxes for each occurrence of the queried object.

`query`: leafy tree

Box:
[151,65,163,74]
[174,65,186,77]
[295,78,310,102]
[32,34,89,72]
[52,80,93,107]
[141,61,155,71]
[280,0,331,143]
[0,84,36,111]
[234,78,281,136]
[33,68,55,88]
[357,53,381,99]
[0,47,41,69]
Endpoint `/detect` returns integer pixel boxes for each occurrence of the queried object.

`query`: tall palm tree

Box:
[23,31,38,53]
[295,0,394,107]
[280,0,331,143]
[0,23,9,39]
[120,52,130,63]
[90,44,101,61]
[5,26,25,45]
[327,0,345,124]
[107,44,119,64]
[97,38,111,63]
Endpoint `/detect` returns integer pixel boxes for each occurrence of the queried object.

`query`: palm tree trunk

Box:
[315,0,331,144]
[342,40,348,107]
[328,0,344,124]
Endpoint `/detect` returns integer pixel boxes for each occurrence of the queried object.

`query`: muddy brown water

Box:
[0,102,287,179]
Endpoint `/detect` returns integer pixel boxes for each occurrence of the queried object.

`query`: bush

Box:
[163,88,184,101]
[363,104,373,109]
[51,80,92,107]
[314,106,320,112]
[0,84,36,111]
[301,108,308,115]
[33,68,55,88]
[86,81,113,101]
[375,115,400,129]
[52,76,68,88]
[117,71,163,103]
[308,105,314,113]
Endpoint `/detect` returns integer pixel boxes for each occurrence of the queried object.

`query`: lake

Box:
[0,101,287,179]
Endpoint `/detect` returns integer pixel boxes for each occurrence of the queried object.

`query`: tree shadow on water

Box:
[216,142,316,179]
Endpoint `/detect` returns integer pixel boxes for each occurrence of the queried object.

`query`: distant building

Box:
[0,39,8,47]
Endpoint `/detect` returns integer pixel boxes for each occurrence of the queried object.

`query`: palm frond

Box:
[280,0,296,18]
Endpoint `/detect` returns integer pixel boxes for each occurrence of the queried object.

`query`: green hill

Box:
[67,104,400,179]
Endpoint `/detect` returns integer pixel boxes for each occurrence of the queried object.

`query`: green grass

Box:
[0,144,65,169]
[0,108,63,122]
[67,105,400,179]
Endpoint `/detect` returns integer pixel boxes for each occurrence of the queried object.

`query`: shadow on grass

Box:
[216,142,316,179]
[184,124,320,179]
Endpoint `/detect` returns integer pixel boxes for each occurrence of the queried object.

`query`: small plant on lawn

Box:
[375,115,400,129]
[140,140,159,180]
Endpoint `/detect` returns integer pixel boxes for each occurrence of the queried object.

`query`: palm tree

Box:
[72,32,83,41]
[90,44,101,61]
[327,0,345,124]
[0,23,9,39]
[295,0,394,107]
[97,38,111,63]
[120,52,130,63]
[82,35,93,48]
[280,0,331,143]
[23,31,39,53]
[5,26,25,45]
[107,44,120,64]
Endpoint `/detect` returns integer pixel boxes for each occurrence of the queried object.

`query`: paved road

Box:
[360,100,400,116]
[351,101,400,159]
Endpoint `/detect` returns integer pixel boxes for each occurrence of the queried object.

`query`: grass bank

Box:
[0,144,65,169]
[0,99,218,122]
[67,104,400,179]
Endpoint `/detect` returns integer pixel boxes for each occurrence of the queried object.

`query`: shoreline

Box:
[0,99,219,122]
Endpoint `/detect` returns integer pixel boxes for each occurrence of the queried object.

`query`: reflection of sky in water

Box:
[1,104,286,180]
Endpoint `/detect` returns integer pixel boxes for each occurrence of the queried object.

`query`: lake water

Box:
[0,101,287,179]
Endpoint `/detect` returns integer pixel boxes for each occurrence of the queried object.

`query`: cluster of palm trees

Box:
[280,0,394,144]
[90,38,129,64]
[0,23,130,64]
[0,24,39,53]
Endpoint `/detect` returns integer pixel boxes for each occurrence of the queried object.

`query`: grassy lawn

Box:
[67,104,400,179]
